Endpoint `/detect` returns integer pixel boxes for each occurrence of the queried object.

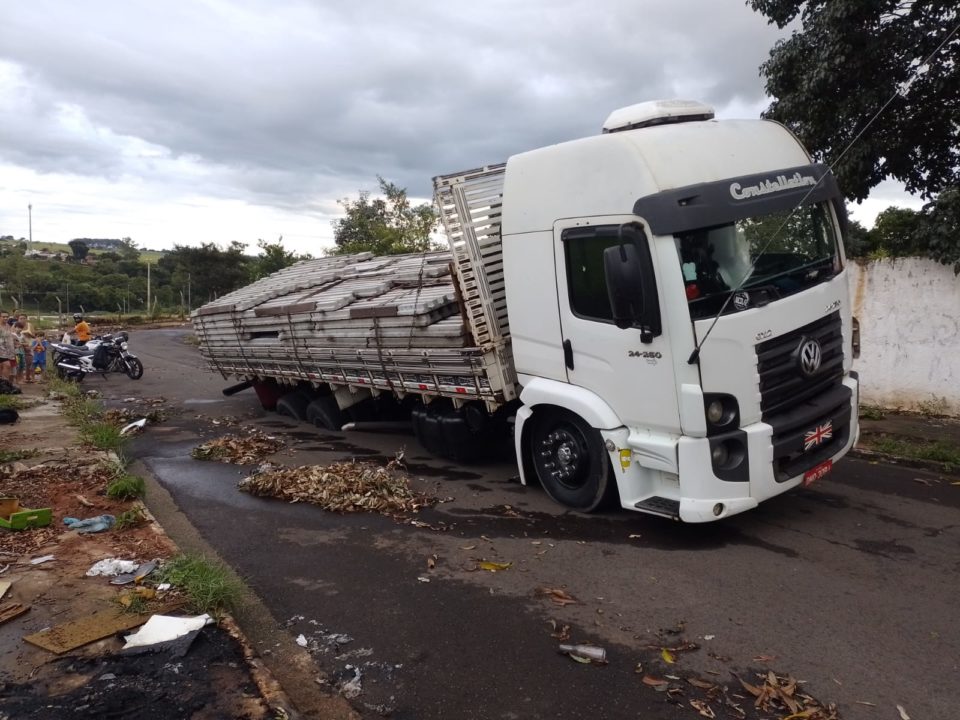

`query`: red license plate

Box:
[803,459,832,486]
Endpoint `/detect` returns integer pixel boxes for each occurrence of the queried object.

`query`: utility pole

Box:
[187,272,191,313]
[147,262,152,317]
[27,204,32,252]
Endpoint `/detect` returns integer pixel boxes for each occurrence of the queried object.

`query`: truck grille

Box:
[756,312,843,420]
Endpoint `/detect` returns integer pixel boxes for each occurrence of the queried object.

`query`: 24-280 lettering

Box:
[628,350,662,359]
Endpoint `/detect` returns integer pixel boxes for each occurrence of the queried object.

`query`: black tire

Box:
[124,357,144,380]
[57,365,85,383]
[275,391,311,422]
[528,408,617,512]
[306,396,344,431]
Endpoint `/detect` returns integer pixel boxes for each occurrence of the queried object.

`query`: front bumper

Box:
[613,374,860,522]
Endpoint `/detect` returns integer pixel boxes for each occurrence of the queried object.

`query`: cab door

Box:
[553,218,678,432]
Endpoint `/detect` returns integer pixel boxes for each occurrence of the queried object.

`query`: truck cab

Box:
[503,100,860,522]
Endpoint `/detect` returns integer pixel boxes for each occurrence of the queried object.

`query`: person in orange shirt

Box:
[72,313,91,346]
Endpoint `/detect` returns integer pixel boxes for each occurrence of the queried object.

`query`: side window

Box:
[562,226,620,322]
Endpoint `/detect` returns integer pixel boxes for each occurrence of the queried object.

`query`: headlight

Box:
[706,400,724,424]
[711,443,729,466]
[703,393,739,434]
[120,342,128,350]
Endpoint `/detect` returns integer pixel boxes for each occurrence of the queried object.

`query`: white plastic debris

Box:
[296,634,308,647]
[122,614,213,650]
[341,665,363,698]
[86,559,139,577]
[156,583,171,591]
[30,555,55,565]
[120,418,148,436]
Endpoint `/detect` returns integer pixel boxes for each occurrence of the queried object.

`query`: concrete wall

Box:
[850,257,960,416]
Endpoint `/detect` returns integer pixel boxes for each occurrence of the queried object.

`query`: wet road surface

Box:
[94,327,959,719]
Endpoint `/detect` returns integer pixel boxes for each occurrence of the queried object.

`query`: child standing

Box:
[32,335,47,382]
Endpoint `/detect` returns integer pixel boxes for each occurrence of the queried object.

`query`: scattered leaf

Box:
[477,561,512,572]
[855,701,877,707]
[426,556,436,570]
[896,705,910,720]
[690,699,716,718]
[459,545,476,550]
[753,654,776,662]
[569,654,592,664]
[642,675,668,687]
[628,533,642,539]
[536,587,579,606]
[688,677,715,690]
[661,648,676,664]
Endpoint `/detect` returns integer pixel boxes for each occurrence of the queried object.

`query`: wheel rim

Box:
[535,423,590,491]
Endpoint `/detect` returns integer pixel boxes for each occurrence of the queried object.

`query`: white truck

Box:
[193,99,860,522]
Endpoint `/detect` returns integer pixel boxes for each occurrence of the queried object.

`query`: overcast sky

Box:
[0,0,920,255]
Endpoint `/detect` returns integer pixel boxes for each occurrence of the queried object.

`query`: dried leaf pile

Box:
[238,459,437,516]
[192,431,284,465]
[738,671,838,720]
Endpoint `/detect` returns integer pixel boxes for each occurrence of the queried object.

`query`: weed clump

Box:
[156,554,241,616]
[107,474,146,500]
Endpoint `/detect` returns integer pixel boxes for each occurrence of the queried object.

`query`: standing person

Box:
[72,313,91,346]
[11,320,25,384]
[32,334,47,382]
[17,316,35,384]
[0,312,16,383]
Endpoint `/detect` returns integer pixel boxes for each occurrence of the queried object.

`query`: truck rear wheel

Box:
[275,391,311,422]
[306,396,344,431]
[529,408,616,512]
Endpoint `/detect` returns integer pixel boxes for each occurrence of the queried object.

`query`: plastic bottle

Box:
[558,643,607,662]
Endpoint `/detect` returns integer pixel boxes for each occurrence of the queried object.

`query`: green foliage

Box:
[858,404,886,421]
[106,473,146,500]
[0,395,25,412]
[331,177,438,256]
[250,238,311,280]
[842,192,960,273]
[751,0,959,202]
[81,421,128,453]
[0,448,38,463]
[115,505,148,530]
[870,436,960,468]
[156,553,242,616]
[158,241,252,305]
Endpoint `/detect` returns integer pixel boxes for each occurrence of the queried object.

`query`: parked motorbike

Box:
[51,332,144,382]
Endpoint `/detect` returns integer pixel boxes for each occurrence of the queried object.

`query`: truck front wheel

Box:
[529,408,617,512]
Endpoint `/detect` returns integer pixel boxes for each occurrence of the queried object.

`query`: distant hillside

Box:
[0,237,166,263]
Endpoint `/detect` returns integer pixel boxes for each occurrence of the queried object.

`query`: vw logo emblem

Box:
[798,338,822,376]
[732,292,750,311]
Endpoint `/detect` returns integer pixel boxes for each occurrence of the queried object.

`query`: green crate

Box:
[0,507,52,530]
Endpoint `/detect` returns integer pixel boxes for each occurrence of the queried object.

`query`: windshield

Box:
[674,202,841,320]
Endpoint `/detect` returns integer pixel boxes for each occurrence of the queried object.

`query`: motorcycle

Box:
[51,332,144,382]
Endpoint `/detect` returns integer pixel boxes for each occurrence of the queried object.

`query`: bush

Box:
[106,474,146,500]
[156,554,242,616]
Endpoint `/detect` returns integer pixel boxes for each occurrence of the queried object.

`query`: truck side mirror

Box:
[603,243,644,331]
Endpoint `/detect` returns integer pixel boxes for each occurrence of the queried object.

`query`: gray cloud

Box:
[0,0,784,211]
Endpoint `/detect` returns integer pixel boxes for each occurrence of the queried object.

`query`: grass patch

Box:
[106,473,146,500]
[115,505,148,530]
[156,554,241,616]
[81,421,128,453]
[870,437,960,468]
[859,405,886,421]
[0,449,39,464]
[0,395,25,411]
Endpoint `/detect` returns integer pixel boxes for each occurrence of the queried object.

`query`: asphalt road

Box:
[96,327,959,720]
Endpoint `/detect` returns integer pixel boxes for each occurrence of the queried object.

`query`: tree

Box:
[251,237,310,280]
[158,242,252,302]
[331,177,438,256]
[871,207,928,256]
[923,187,960,273]
[751,0,959,202]
[68,239,89,262]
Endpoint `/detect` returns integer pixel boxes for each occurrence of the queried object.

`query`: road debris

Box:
[110,559,158,585]
[897,705,911,720]
[477,560,511,572]
[122,614,213,651]
[548,619,571,641]
[239,458,436,516]
[536,587,579,606]
[558,643,607,664]
[0,602,29,625]
[119,418,148,436]
[738,671,838,720]
[192,430,285,464]
[296,634,308,647]
[29,554,55,565]
[64,514,116,534]
[86,558,139,577]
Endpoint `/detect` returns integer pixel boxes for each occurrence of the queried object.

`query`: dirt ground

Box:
[0,384,277,719]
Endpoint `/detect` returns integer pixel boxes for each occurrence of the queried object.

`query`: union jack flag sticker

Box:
[804,421,833,451]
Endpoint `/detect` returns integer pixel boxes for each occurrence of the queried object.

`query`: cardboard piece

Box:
[23,601,182,654]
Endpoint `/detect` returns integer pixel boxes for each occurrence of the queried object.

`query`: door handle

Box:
[563,339,574,370]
